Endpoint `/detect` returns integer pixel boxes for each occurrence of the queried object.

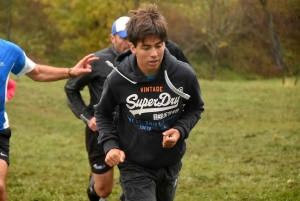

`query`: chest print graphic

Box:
[126,92,180,116]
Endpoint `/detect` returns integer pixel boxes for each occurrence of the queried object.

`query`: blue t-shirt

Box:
[0,38,35,130]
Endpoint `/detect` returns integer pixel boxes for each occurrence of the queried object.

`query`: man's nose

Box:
[150,48,158,57]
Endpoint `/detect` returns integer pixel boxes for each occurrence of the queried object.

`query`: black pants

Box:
[118,160,182,201]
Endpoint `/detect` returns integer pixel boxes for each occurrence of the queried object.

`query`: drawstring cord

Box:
[105,61,137,84]
[164,70,190,100]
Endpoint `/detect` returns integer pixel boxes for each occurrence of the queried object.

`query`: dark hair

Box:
[127,4,167,47]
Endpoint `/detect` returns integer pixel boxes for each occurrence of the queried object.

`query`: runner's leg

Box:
[0,128,11,201]
[86,126,113,200]
[93,169,114,198]
[0,159,8,201]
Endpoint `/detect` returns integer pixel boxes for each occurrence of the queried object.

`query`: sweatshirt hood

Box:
[105,48,190,100]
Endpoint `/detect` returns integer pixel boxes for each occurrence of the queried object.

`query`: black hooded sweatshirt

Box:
[64,46,119,123]
[94,48,204,169]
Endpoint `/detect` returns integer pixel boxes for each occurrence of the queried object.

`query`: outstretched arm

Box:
[26,54,98,82]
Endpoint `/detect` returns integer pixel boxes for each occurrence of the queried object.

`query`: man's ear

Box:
[129,43,136,54]
[110,34,115,44]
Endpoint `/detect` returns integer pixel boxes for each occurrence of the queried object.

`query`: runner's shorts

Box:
[0,128,11,165]
[85,126,111,174]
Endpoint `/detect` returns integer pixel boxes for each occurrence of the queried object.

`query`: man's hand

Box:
[88,117,98,132]
[162,128,181,148]
[105,149,125,167]
[70,54,99,77]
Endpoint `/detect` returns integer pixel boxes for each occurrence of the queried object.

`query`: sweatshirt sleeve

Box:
[64,73,94,123]
[173,74,204,140]
[94,78,119,153]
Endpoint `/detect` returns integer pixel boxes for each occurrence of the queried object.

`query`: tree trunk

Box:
[259,0,287,84]
[212,50,218,80]
[294,68,299,86]
[5,0,12,41]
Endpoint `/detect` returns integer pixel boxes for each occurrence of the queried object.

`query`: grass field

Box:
[5,76,300,201]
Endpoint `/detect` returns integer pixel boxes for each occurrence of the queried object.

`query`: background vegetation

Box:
[6,77,300,200]
[0,0,299,81]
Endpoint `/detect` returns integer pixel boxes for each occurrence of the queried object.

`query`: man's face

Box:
[130,35,165,75]
[110,34,130,54]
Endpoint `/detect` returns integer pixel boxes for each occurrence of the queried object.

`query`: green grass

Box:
[6,76,300,201]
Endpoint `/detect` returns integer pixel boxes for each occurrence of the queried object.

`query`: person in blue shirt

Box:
[0,38,98,201]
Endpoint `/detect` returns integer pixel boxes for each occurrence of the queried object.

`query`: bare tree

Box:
[259,0,287,84]
[175,0,250,80]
